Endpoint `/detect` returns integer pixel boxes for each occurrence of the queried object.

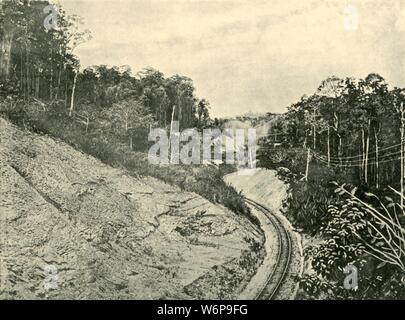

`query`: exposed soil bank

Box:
[225,169,303,300]
[0,118,264,299]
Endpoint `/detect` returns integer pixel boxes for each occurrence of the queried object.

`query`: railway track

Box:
[244,197,293,300]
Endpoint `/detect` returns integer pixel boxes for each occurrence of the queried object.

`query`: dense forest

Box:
[0,0,218,155]
[0,0,212,136]
[0,0,209,128]
[259,74,405,299]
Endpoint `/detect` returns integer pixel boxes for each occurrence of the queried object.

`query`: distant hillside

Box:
[223,113,283,139]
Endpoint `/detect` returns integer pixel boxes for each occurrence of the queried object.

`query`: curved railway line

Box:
[245,197,293,300]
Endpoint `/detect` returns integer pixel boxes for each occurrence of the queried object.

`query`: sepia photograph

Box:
[0,0,405,306]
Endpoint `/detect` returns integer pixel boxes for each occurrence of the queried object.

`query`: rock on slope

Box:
[0,118,263,299]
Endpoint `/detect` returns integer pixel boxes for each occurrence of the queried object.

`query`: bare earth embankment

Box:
[0,118,264,299]
[225,169,302,300]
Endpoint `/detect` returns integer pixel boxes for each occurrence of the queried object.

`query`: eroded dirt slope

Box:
[0,118,264,299]
[225,169,302,299]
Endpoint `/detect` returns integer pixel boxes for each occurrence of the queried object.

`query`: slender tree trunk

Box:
[365,120,371,184]
[26,49,31,99]
[159,103,162,127]
[35,73,40,98]
[31,73,34,97]
[55,47,64,100]
[69,71,78,117]
[55,63,63,100]
[65,76,69,108]
[401,104,404,211]
[401,127,404,211]
[305,148,311,181]
[313,124,316,150]
[375,130,379,189]
[334,112,342,165]
[170,105,176,136]
[125,112,132,149]
[169,105,177,159]
[20,49,24,94]
[313,107,317,150]
[178,104,182,130]
[327,126,330,167]
[359,144,363,181]
[362,128,365,180]
[50,47,53,100]
[0,29,13,81]
[26,45,30,98]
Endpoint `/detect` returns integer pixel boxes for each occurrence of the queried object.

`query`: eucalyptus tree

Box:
[317,76,346,165]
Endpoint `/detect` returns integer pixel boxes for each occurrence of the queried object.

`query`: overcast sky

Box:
[58,0,405,117]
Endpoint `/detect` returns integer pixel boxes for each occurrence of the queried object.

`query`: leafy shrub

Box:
[284,181,337,235]
[258,147,307,175]
[300,185,405,299]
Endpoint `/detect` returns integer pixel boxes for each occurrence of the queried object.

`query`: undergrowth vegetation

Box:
[0,97,256,226]
[257,76,405,299]
[259,144,405,298]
